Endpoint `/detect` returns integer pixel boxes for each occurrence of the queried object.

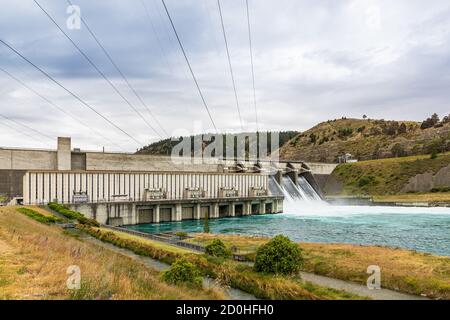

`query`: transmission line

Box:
[245,0,259,131]
[0,119,47,145]
[0,39,143,146]
[0,113,53,141]
[161,0,218,133]
[33,0,162,139]
[66,0,169,138]
[217,0,244,131]
[0,66,125,151]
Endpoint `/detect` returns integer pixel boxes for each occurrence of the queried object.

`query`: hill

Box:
[279,115,450,162]
[324,152,450,196]
[136,131,300,157]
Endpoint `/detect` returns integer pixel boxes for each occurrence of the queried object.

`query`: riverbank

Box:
[326,193,450,207]
[187,234,450,300]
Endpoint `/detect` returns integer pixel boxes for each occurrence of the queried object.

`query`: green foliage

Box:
[48,202,99,227]
[254,235,303,275]
[161,258,202,287]
[175,232,188,238]
[17,207,64,224]
[421,113,440,129]
[391,143,407,157]
[204,239,231,258]
[0,194,7,204]
[136,131,300,157]
[337,127,353,138]
[430,187,450,193]
[357,175,377,187]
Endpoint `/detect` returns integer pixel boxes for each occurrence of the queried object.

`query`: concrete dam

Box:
[1,137,334,226]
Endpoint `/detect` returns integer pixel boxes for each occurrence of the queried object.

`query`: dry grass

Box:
[0,207,224,300]
[300,243,450,299]
[373,193,450,203]
[190,234,450,299]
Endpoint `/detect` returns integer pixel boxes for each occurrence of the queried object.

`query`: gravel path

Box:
[300,271,429,300]
[76,230,257,300]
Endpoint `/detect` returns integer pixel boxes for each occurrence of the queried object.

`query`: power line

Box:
[245,0,259,131]
[0,66,125,151]
[66,0,169,138]
[33,0,162,139]
[0,113,53,141]
[0,39,143,146]
[0,119,47,145]
[217,0,244,131]
[161,0,218,133]
[139,0,174,75]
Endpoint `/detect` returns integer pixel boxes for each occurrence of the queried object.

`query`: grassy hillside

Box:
[279,116,450,162]
[325,152,450,196]
[137,131,299,156]
[0,206,223,300]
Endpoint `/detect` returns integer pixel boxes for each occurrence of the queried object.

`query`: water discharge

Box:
[127,175,450,256]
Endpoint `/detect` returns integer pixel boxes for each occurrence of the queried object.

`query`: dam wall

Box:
[23,171,269,205]
[68,196,283,226]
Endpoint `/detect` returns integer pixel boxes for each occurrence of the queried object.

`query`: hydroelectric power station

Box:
[0,137,334,226]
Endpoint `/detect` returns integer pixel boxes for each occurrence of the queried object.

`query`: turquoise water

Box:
[125,205,450,256]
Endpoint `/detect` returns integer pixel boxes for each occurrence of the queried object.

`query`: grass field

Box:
[0,206,223,300]
[189,234,450,299]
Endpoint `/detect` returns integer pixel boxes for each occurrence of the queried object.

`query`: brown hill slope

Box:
[279,117,450,162]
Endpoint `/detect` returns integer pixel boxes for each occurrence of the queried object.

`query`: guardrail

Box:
[100,224,252,261]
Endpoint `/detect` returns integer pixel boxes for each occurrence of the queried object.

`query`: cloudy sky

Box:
[1,0,450,151]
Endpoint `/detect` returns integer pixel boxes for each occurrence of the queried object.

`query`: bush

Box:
[430,187,450,193]
[17,207,64,224]
[204,239,232,258]
[254,235,303,275]
[48,202,99,227]
[358,175,376,187]
[162,258,202,287]
[175,232,188,238]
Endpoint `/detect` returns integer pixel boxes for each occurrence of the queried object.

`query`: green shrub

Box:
[254,235,303,275]
[175,232,188,238]
[357,175,376,187]
[161,258,202,287]
[204,239,231,258]
[430,187,450,193]
[17,208,64,224]
[48,202,99,227]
